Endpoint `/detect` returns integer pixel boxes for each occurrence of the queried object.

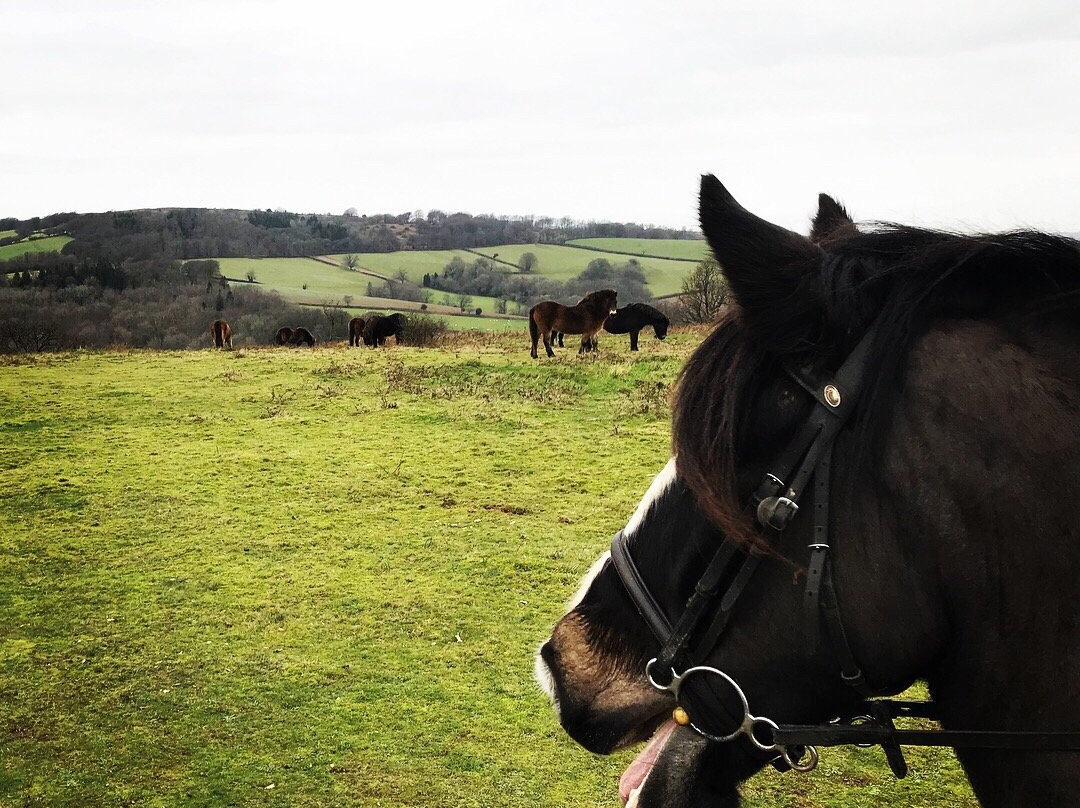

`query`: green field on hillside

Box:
[218,257,384,304]
[0,234,72,260]
[0,230,16,240]
[566,238,710,262]
[223,242,697,311]
[458,244,692,296]
[218,258,506,318]
[343,250,474,283]
[0,337,977,808]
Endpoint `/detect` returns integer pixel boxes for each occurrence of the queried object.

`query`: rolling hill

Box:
[237,239,705,310]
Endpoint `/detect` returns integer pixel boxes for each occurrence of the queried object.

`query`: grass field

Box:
[455,244,692,296]
[217,258,508,320]
[0,334,977,807]
[218,258,388,305]
[220,242,698,315]
[0,234,71,261]
[566,238,710,262]
[0,230,16,241]
[333,250,474,284]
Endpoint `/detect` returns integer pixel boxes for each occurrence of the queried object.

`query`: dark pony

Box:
[288,327,316,347]
[210,320,232,348]
[274,327,293,346]
[348,317,367,347]
[363,313,406,346]
[537,176,1080,807]
[603,303,670,351]
[529,289,618,358]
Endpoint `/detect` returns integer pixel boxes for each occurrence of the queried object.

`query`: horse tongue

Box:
[619,719,678,806]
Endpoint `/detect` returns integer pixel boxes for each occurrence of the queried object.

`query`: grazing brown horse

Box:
[288,327,316,347]
[274,326,294,346]
[210,320,232,348]
[348,317,367,346]
[529,289,617,358]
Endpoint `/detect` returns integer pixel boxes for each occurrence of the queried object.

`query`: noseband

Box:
[610,324,1080,777]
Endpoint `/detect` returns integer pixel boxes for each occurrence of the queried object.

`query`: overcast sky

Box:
[4,1,1079,233]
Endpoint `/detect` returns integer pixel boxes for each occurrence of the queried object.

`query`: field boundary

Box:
[562,241,703,263]
[298,300,527,321]
[308,255,390,281]
[459,248,523,271]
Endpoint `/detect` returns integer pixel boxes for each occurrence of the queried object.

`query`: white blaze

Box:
[623,457,677,538]
[533,459,679,707]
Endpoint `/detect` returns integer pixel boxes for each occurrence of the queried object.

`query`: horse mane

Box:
[580,289,617,315]
[674,226,1080,553]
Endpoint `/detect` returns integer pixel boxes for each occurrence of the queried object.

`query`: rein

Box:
[610,324,1080,778]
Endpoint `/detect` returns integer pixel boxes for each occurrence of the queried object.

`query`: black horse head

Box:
[537,176,1080,807]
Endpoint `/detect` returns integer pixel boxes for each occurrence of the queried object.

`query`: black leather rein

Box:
[609,324,1080,778]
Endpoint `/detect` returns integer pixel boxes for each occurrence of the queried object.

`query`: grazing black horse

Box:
[363,313,406,346]
[287,327,316,347]
[603,303,669,351]
[536,176,1080,807]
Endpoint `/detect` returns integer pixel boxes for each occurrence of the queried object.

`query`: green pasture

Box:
[0,234,71,260]
[217,257,387,305]
[566,238,710,262]
[0,230,16,241]
[217,258,507,320]
[330,244,696,296]
[334,250,474,285]
[0,335,976,807]
[461,244,692,297]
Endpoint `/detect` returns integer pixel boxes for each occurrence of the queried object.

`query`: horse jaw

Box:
[624,727,759,808]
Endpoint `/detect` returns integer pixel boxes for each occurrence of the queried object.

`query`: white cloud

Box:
[3,0,1079,232]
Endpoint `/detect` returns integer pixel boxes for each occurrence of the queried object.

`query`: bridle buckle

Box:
[756,495,799,530]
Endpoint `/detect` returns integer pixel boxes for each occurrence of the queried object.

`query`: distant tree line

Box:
[0,206,698,265]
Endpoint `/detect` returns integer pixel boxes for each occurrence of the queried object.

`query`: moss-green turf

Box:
[0,333,976,808]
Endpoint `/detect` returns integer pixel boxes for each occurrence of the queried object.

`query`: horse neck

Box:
[864,317,1080,805]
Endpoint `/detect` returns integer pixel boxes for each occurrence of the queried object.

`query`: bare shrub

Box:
[399,315,448,347]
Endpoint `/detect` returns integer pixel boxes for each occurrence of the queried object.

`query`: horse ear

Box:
[699,175,822,320]
[810,193,858,246]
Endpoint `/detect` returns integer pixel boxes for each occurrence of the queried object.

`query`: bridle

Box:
[609,323,1080,778]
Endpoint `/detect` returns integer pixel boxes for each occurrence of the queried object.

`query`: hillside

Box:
[232,240,704,315]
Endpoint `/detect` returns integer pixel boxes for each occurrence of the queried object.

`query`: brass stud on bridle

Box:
[823,384,841,408]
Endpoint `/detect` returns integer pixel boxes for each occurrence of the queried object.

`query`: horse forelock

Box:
[672,309,770,555]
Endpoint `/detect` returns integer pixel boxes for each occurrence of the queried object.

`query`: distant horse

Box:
[603,303,670,350]
[363,313,406,346]
[288,327,316,347]
[274,327,294,346]
[348,317,367,347]
[536,176,1080,808]
[529,289,617,358]
[210,320,232,348]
